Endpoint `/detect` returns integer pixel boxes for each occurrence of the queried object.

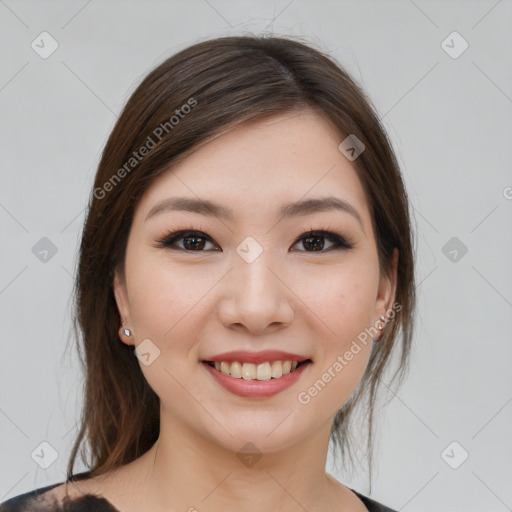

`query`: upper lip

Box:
[203,350,311,364]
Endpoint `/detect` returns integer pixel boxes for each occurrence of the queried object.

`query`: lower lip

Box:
[202,361,311,399]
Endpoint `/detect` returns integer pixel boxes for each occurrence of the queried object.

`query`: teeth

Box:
[241,363,256,380]
[211,360,306,380]
[282,360,292,374]
[271,360,282,378]
[230,361,242,378]
[256,362,272,380]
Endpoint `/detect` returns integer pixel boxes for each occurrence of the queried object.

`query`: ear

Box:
[113,267,134,346]
[374,248,399,326]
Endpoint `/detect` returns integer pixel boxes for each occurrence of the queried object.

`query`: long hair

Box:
[67,34,415,489]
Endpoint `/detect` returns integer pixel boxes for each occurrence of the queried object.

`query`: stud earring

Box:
[120,323,132,337]
[374,315,387,343]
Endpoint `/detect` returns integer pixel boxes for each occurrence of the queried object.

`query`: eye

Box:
[291,229,354,252]
[155,227,354,253]
[155,230,219,252]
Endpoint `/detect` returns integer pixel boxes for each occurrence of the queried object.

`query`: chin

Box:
[194,412,314,456]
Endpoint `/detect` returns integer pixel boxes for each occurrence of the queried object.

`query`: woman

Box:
[1,34,415,512]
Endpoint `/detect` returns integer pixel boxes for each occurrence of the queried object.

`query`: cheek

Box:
[125,247,207,342]
[123,252,210,408]
[294,253,380,341]
[291,254,379,406]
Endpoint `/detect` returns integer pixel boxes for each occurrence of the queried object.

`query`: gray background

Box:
[1,1,511,510]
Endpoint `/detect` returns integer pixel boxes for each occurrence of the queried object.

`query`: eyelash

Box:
[154,224,355,253]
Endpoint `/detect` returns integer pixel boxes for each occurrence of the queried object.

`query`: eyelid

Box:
[154,225,355,252]
[294,225,355,251]
[154,229,217,251]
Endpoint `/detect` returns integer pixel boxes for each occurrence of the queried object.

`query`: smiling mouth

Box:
[203,359,312,381]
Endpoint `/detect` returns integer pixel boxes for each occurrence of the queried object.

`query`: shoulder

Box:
[350,488,398,512]
[0,473,120,512]
[0,481,61,512]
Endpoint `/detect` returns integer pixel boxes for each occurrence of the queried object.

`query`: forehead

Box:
[135,110,371,226]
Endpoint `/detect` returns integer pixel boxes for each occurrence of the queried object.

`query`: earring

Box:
[120,323,132,337]
[378,315,386,330]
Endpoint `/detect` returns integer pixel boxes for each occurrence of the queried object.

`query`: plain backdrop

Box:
[1,1,511,511]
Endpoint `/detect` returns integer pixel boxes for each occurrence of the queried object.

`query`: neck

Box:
[119,405,351,512]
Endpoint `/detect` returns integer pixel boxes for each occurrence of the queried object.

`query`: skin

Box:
[61,109,398,512]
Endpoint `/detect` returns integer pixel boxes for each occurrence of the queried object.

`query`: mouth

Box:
[202,358,312,399]
[201,350,313,398]
[203,359,313,381]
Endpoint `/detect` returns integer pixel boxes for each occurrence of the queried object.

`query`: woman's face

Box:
[114,109,396,454]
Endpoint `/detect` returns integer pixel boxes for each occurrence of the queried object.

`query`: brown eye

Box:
[292,231,353,252]
[156,229,354,253]
[156,231,219,251]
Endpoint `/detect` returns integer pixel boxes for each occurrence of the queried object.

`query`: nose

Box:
[217,248,295,336]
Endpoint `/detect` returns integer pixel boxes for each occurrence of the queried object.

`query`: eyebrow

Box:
[145,196,364,230]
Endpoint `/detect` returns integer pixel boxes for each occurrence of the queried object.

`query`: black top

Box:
[0,472,397,512]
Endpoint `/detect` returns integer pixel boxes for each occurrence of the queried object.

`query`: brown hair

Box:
[67,34,415,487]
